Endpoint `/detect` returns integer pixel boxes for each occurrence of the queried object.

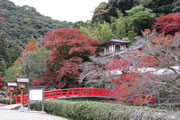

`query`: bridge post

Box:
[66,89,69,97]
[15,95,18,104]
[60,90,62,96]
[81,88,84,96]
[55,90,57,98]
[72,89,74,96]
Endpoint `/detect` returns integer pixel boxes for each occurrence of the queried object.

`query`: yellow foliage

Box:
[24,17,32,24]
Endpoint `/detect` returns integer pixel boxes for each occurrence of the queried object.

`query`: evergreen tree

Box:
[0,33,8,62]
[0,33,8,75]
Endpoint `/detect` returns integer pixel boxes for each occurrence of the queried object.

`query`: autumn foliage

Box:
[153,13,180,35]
[13,37,39,67]
[105,29,180,105]
[23,37,39,53]
[32,28,99,88]
[105,58,143,105]
[0,17,6,24]
[0,76,3,86]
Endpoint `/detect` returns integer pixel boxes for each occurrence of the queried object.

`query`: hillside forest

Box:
[0,0,180,107]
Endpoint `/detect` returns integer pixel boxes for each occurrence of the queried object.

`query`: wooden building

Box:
[99,38,132,54]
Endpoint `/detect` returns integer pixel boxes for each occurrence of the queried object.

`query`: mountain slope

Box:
[0,0,73,67]
[0,0,73,43]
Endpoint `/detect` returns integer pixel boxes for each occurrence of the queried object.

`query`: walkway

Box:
[0,109,69,120]
[0,103,20,110]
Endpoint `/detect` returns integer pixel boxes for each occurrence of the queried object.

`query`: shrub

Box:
[0,98,15,104]
[30,100,180,120]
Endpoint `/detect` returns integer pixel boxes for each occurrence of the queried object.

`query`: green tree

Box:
[127,31,137,40]
[72,21,87,29]
[126,5,155,34]
[81,21,112,42]
[95,22,112,42]
[4,47,50,84]
[111,17,128,39]
[0,33,8,75]
[107,0,134,16]
[80,21,98,39]
[172,0,180,12]
[92,2,109,23]
[20,47,50,84]
[3,66,22,82]
[80,26,97,40]
[0,33,8,62]
[0,59,6,76]
[134,0,174,14]
[7,42,23,67]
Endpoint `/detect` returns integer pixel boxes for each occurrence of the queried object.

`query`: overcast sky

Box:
[10,0,108,22]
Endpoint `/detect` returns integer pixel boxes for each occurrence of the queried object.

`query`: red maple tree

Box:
[153,13,180,35]
[32,28,99,89]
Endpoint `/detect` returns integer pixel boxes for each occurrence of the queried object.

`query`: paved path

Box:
[0,109,69,120]
[0,103,6,107]
[0,103,20,110]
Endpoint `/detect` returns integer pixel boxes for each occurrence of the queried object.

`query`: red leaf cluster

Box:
[140,56,159,67]
[153,13,180,35]
[0,17,6,24]
[0,77,3,87]
[0,77,3,81]
[56,57,83,81]
[105,58,130,71]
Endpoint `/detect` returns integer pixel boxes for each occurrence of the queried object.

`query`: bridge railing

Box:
[15,94,28,104]
[15,88,155,104]
[44,88,116,99]
[15,88,116,104]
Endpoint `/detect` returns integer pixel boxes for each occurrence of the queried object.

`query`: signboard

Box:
[29,89,43,101]
[28,87,44,112]
[7,82,17,87]
[17,78,29,83]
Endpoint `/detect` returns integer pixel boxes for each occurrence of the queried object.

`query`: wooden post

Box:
[8,87,14,105]
[10,92,12,104]
[20,89,24,106]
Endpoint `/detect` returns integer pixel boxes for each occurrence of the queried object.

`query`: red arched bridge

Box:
[15,88,155,104]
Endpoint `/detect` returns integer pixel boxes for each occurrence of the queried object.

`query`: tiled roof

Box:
[98,38,132,46]
[110,38,132,43]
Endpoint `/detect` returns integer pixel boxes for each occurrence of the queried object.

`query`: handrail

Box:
[15,88,155,104]
[15,88,116,104]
